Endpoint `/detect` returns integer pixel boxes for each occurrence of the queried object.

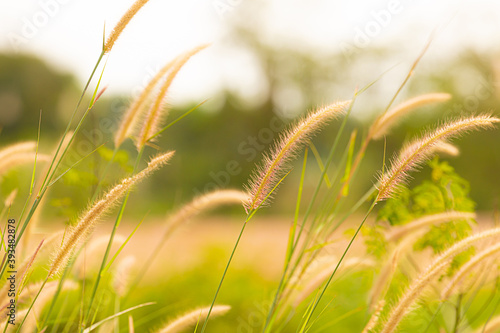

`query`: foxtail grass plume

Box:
[245,101,350,212]
[477,315,500,333]
[155,305,230,333]
[163,189,249,238]
[0,142,50,176]
[0,240,44,307]
[48,151,174,277]
[129,315,135,333]
[104,0,151,53]
[433,141,460,156]
[362,300,385,333]
[75,234,127,278]
[113,255,137,298]
[371,93,451,140]
[441,242,500,300]
[136,45,208,149]
[368,246,400,311]
[429,227,500,273]
[114,58,177,147]
[292,257,374,308]
[380,260,450,333]
[11,280,78,333]
[386,211,476,242]
[377,115,500,201]
[380,227,500,333]
[3,189,18,207]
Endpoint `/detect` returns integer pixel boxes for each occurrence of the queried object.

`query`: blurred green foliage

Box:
[0,45,499,222]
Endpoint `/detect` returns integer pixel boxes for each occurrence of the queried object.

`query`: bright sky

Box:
[1,0,500,106]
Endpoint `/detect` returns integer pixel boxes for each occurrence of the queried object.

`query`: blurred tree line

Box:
[0,40,499,221]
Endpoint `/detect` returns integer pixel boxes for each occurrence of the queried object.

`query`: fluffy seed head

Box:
[4,189,18,207]
[0,142,50,176]
[369,247,401,311]
[380,260,449,333]
[386,211,476,242]
[113,255,136,297]
[163,189,249,237]
[292,256,374,308]
[13,280,78,333]
[433,141,460,157]
[104,0,151,53]
[362,300,386,333]
[377,115,499,201]
[136,45,208,150]
[75,234,127,278]
[114,56,178,147]
[441,242,500,300]
[245,100,350,212]
[155,305,230,333]
[480,315,500,333]
[380,227,500,333]
[48,151,174,277]
[371,93,452,140]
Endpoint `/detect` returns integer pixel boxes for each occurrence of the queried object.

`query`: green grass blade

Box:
[148,100,207,141]
[82,302,155,333]
[102,214,147,275]
[286,149,308,266]
[340,130,357,197]
[29,110,42,196]
[308,143,331,188]
[47,143,106,188]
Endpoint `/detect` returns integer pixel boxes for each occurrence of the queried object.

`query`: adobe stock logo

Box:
[7,0,72,52]
[339,0,403,61]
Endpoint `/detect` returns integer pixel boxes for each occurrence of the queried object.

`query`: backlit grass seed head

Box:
[136,45,208,150]
[371,93,451,140]
[0,141,50,176]
[163,189,249,237]
[369,247,401,311]
[479,315,500,333]
[0,141,36,157]
[75,234,127,278]
[13,280,78,333]
[380,260,450,333]
[386,211,476,242]
[104,0,151,53]
[362,300,385,333]
[245,100,350,212]
[113,255,136,298]
[4,189,18,207]
[156,305,230,333]
[114,57,178,147]
[48,151,174,278]
[292,257,374,308]
[433,141,460,156]
[441,242,500,300]
[377,115,499,201]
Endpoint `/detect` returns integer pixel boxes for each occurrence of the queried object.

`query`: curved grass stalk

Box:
[155,305,230,333]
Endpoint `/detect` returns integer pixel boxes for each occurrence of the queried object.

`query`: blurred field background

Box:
[1,0,500,332]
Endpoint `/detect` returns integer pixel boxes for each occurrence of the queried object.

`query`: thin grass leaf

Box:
[148,100,207,140]
[340,130,357,196]
[88,57,108,109]
[102,214,147,274]
[286,149,308,267]
[30,110,42,196]
[308,143,331,188]
[48,143,106,188]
